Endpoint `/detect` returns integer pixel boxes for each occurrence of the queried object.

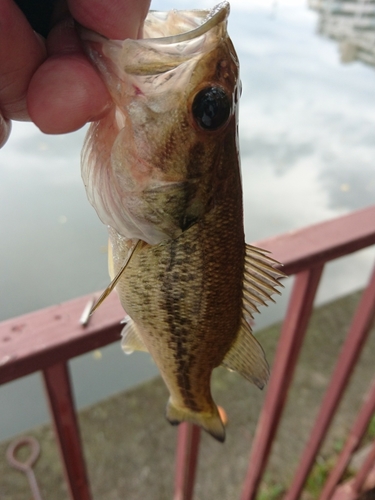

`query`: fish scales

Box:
[110,140,244,427]
[80,2,284,442]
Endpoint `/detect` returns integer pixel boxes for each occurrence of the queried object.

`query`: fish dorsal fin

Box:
[221,245,284,388]
[121,319,149,354]
[221,319,269,389]
[242,244,285,317]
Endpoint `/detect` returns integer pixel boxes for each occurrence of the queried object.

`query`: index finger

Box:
[67,0,151,39]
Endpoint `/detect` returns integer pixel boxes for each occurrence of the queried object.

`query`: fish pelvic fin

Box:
[221,245,284,388]
[166,399,225,443]
[121,319,149,354]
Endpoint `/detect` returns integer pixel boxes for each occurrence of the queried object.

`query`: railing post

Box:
[320,377,375,500]
[351,439,375,495]
[240,265,324,500]
[286,264,375,500]
[42,362,91,500]
[174,423,201,500]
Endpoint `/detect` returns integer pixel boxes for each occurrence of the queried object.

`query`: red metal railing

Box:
[1,205,375,500]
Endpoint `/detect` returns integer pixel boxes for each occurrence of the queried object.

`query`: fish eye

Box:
[192,86,231,131]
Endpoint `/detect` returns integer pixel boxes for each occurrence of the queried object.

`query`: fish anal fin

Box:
[121,319,149,354]
[166,399,225,443]
[222,320,270,390]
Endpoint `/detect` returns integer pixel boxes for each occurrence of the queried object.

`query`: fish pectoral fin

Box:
[89,239,141,316]
[166,399,226,443]
[108,237,115,280]
[142,180,205,237]
[121,319,149,354]
[221,320,270,390]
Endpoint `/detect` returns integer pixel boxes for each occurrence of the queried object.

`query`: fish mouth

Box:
[144,2,230,44]
[80,3,231,75]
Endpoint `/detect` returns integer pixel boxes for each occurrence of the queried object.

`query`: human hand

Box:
[0,0,151,148]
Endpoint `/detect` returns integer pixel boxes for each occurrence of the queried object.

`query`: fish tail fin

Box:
[166,399,226,443]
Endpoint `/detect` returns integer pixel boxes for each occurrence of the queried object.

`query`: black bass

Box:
[80,2,283,442]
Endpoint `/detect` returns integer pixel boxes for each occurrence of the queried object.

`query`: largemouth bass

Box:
[80,2,283,442]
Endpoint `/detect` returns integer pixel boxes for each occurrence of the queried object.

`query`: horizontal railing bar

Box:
[0,293,124,384]
[258,205,375,276]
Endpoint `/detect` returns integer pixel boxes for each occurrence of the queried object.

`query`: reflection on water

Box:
[1,0,375,440]
[309,0,375,68]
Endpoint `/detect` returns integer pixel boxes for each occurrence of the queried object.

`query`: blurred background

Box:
[1,0,374,441]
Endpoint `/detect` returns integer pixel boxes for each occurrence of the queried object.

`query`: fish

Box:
[80,2,284,442]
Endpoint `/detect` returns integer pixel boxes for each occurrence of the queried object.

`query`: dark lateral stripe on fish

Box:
[161,238,203,413]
